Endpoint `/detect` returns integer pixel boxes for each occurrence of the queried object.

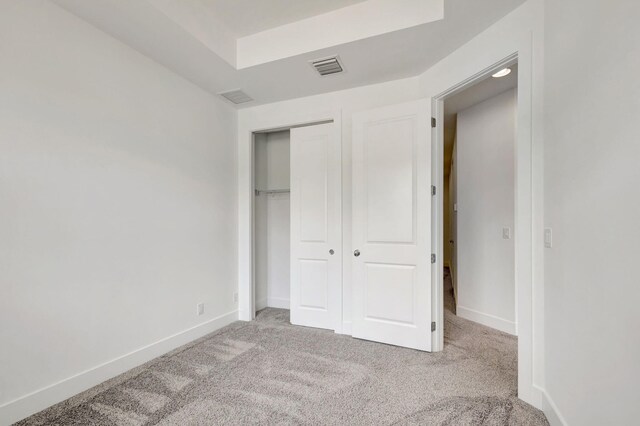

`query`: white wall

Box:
[455,89,516,334]
[0,2,238,423]
[255,131,290,191]
[543,0,640,424]
[238,76,424,331]
[254,131,290,311]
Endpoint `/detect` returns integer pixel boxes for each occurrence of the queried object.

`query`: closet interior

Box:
[254,130,291,313]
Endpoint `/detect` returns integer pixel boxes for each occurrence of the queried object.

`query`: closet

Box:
[252,122,341,332]
[244,101,439,349]
[254,130,291,312]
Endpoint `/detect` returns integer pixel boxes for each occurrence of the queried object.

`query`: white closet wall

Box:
[255,131,291,311]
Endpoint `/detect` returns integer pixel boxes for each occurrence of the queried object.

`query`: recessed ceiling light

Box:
[492,68,512,78]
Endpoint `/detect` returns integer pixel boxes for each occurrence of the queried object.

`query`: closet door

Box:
[290,123,341,331]
[352,100,432,351]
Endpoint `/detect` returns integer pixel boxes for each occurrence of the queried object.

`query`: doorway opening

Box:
[431,54,536,400]
[441,63,519,335]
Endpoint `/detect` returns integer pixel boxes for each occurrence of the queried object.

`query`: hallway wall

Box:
[455,89,516,334]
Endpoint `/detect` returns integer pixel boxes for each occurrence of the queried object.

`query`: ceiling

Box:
[200,0,367,37]
[52,0,526,108]
[443,64,518,176]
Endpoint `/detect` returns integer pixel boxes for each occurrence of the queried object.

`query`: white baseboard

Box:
[526,384,544,410]
[457,305,516,335]
[541,388,567,426]
[267,297,289,309]
[0,310,238,426]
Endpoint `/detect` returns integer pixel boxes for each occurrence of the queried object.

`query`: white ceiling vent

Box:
[310,56,345,76]
[218,89,253,105]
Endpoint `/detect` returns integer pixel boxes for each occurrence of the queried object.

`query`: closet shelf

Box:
[255,188,290,195]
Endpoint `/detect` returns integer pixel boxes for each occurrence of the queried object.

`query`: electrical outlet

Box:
[233,292,238,303]
[197,303,204,316]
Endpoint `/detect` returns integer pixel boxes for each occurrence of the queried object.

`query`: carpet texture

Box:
[17,271,547,425]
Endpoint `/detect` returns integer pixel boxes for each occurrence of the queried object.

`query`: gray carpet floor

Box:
[17,270,547,425]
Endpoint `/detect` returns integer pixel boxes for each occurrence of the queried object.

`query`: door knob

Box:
[354,249,360,257]
[329,249,335,255]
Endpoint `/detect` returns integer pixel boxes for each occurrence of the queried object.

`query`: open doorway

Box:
[442,63,518,335]
[431,52,542,405]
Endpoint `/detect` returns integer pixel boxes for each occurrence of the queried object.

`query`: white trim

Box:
[267,297,290,309]
[431,101,445,352]
[0,311,238,425]
[541,388,568,426]
[339,321,352,335]
[457,305,517,335]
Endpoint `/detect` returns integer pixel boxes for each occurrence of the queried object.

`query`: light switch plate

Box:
[197,303,204,315]
[544,228,553,248]
[503,227,511,239]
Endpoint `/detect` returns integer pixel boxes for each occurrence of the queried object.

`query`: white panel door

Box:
[290,123,341,330]
[352,100,432,351]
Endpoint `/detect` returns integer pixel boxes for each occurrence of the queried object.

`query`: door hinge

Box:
[431,185,436,196]
[431,253,436,263]
[431,117,436,128]
[431,321,436,332]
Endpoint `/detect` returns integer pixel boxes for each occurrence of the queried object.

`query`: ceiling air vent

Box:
[310,56,345,77]
[219,89,253,105]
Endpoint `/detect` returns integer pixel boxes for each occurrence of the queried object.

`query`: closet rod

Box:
[254,188,290,195]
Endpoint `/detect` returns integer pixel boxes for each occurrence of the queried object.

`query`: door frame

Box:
[431,51,541,404]
[237,109,343,333]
